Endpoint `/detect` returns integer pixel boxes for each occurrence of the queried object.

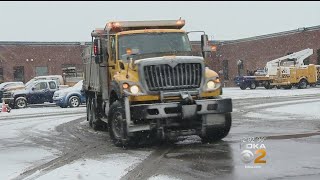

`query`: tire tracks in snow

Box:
[12,117,109,180]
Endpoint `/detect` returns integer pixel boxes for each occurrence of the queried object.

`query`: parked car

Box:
[0,82,24,102]
[25,75,65,88]
[4,80,59,109]
[53,80,86,108]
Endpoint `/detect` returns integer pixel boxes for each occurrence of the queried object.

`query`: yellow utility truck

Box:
[237,49,318,90]
[264,48,317,89]
[82,19,232,147]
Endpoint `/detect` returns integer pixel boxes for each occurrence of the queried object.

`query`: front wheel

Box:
[240,84,247,90]
[15,97,27,109]
[298,79,308,89]
[249,82,256,89]
[200,113,232,143]
[108,101,136,147]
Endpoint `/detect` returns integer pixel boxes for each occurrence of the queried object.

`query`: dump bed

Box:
[82,46,101,92]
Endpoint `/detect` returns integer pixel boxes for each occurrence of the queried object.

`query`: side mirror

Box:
[201,34,210,58]
[94,38,102,64]
[201,34,217,58]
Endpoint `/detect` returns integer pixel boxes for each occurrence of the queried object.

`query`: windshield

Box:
[118,32,191,60]
[26,81,35,89]
[25,79,35,87]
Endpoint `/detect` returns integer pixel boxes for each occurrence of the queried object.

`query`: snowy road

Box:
[0,88,320,180]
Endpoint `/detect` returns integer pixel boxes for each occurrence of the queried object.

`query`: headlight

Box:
[206,81,216,90]
[130,85,139,94]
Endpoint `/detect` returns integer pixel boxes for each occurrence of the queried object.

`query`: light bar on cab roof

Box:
[91,28,106,37]
[104,19,185,31]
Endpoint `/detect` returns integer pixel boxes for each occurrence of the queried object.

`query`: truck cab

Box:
[83,19,233,147]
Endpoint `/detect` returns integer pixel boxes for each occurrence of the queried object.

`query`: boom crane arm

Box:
[265,48,313,76]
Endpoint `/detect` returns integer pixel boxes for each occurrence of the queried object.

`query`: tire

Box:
[283,85,292,89]
[200,113,232,143]
[276,86,281,89]
[89,97,102,131]
[87,97,92,124]
[59,105,67,108]
[249,82,256,89]
[108,101,134,147]
[240,84,247,90]
[69,96,80,108]
[15,97,27,109]
[264,81,271,89]
[298,79,308,89]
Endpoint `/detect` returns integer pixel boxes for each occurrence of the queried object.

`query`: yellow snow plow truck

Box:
[82,19,232,147]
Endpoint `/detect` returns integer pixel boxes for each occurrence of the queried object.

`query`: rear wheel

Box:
[89,97,102,131]
[87,97,91,123]
[200,113,232,143]
[283,85,292,89]
[264,81,271,89]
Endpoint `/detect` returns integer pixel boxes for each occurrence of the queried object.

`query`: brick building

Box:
[1,25,320,86]
[0,42,89,83]
[212,25,320,86]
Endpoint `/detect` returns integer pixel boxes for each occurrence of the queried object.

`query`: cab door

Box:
[29,82,48,104]
[108,35,118,79]
[46,81,57,102]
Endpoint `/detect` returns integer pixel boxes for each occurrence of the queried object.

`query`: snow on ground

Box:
[0,114,85,179]
[221,87,320,99]
[149,174,181,180]
[1,147,58,180]
[267,101,320,119]
[30,152,151,180]
[0,106,86,118]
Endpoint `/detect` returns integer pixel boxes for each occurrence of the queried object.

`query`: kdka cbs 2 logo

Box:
[240,137,267,168]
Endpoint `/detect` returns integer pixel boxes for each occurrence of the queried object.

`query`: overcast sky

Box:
[1,1,320,42]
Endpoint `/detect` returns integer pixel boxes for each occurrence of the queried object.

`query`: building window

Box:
[317,49,320,65]
[0,67,3,83]
[222,60,229,80]
[13,66,24,82]
[36,66,48,76]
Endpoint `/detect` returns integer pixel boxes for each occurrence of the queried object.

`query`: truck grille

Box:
[144,63,202,91]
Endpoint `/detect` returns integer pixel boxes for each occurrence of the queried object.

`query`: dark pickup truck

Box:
[3,80,59,108]
[234,76,258,90]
